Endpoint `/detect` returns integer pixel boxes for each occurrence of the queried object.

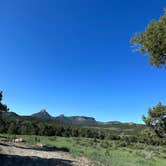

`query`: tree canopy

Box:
[142,102,166,138]
[0,91,9,112]
[131,9,166,68]
[131,9,166,139]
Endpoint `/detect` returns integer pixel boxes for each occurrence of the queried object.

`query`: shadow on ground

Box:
[0,154,74,166]
[15,145,70,152]
[0,142,70,152]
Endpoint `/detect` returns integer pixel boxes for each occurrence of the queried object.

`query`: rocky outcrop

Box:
[31,109,52,120]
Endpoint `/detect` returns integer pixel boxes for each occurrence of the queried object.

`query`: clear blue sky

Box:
[0,0,166,123]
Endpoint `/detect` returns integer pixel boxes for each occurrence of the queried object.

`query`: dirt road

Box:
[0,142,93,166]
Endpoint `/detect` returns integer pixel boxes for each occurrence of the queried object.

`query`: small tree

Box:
[8,122,17,134]
[142,102,166,138]
[0,91,9,112]
[0,91,9,124]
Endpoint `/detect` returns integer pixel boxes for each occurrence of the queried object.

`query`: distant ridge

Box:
[102,121,122,125]
[56,115,97,125]
[1,109,140,126]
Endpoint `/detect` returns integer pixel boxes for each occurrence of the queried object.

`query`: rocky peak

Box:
[40,109,47,114]
[32,109,51,120]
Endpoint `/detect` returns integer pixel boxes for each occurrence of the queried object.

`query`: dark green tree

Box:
[0,91,9,131]
[131,9,166,68]
[8,122,18,134]
[131,9,166,139]
[142,102,166,138]
[0,91,9,112]
[0,119,6,133]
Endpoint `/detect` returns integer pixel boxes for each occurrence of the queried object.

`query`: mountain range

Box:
[1,109,137,126]
[31,109,126,125]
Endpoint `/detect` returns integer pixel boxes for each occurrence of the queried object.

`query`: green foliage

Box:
[0,91,9,134]
[2,134,165,166]
[0,91,2,101]
[0,91,9,112]
[8,122,18,134]
[142,102,166,138]
[131,9,166,68]
[139,128,166,145]
[0,119,6,133]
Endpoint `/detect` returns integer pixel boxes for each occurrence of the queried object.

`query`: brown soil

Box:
[0,142,93,166]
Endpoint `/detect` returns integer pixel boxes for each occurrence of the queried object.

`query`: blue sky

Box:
[0,0,166,123]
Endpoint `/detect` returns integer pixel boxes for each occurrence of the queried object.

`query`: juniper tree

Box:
[131,9,166,138]
[142,102,166,138]
[0,91,9,122]
[131,9,166,68]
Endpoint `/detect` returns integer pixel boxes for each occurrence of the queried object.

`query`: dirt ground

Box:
[0,142,93,166]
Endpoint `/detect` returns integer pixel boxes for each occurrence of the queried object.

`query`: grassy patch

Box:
[0,134,166,166]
